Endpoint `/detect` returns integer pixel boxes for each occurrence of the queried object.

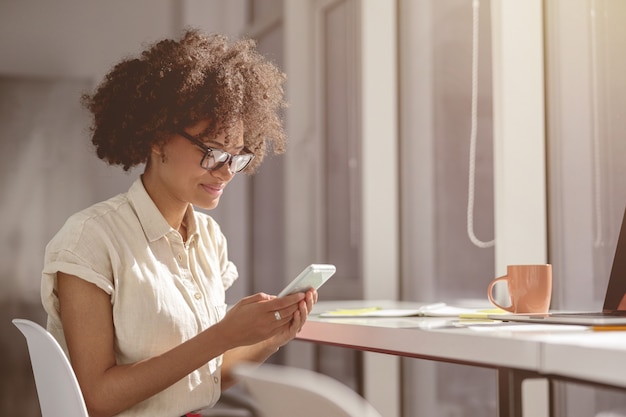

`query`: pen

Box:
[591,326,626,331]
[458,308,507,319]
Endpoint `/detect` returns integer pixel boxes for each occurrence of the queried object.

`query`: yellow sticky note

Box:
[322,307,382,316]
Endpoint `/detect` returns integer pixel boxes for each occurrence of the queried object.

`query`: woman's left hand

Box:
[267,288,317,348]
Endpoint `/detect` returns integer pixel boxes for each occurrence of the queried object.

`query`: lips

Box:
[201,183,224,197]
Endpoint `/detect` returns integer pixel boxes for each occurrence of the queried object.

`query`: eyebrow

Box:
[204,140,245,152]
[180,130,246,153]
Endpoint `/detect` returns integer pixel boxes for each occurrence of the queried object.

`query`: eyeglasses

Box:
[178,131,255,174]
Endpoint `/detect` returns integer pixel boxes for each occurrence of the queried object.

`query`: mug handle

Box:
[487,276,514,312]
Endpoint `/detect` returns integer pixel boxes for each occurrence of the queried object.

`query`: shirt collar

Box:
[183,204,199,243]
[128,177,198,243]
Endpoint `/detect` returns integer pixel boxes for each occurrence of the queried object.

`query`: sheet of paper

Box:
[318,304,503,318]
[319,307,424,318]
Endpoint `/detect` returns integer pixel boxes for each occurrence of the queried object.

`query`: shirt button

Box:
[177,254,183,261]
[194,293,202,300]
[214,376,219,384]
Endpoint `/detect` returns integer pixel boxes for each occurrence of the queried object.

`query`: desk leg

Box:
[498,370,550,417]
[498,369,526,417]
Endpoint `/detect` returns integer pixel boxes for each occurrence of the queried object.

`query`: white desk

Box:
[296,300,623,417]
[539,331,626,389]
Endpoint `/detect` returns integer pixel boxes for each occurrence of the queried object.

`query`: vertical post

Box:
[361,1,400,416]
[498,370,549,417]
[491,2,549,416]
[491,0,548,275]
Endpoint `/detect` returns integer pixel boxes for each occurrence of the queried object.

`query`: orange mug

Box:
[487,264,552,313]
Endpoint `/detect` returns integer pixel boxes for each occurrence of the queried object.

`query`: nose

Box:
[210,161,236,180]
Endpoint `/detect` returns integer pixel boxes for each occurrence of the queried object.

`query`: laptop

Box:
[488,205,626,326]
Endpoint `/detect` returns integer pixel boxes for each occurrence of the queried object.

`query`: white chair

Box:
[13,318,258,417]
[13,318,89,417]
[231,363,383,417]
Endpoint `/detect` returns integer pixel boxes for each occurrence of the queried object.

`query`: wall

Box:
[0,0,176,81]
[0,2,180,415]
[0,0,180,298]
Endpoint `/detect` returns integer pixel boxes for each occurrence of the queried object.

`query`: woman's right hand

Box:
[215,292,305,349]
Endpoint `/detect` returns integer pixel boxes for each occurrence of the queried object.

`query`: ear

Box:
[151,143,162,156]
[151,143,167,163]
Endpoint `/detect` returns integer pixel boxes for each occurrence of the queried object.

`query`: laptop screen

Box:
[603,206,626,312]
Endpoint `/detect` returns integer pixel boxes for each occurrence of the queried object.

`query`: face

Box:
[148,119,245,211]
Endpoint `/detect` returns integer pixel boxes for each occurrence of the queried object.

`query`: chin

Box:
[196,198,221,211]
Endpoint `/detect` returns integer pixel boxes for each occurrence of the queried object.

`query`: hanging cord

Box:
[590,0,604,248]
[467,0,495,249]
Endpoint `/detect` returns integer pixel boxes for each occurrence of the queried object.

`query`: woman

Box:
[41,29,316,417]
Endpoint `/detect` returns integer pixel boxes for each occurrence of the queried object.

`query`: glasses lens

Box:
[201,149,229,170]
[231,155,254,172]
[200,148,253,173]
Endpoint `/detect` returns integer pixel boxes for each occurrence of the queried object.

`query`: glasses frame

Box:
[178,130,255,174]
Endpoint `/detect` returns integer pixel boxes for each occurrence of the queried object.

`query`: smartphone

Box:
[277,264,336,297]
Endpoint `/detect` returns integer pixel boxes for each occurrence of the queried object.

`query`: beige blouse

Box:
[42,177,238,417]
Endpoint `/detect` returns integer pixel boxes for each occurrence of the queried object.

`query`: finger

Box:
[285,310,299,329]
[241,292,273,305]
[272,310,283,323]
[305,288,318,305]
[273,303,299,325]
[271,292,305,309]
[305,291,315,312]
[272,305,297,325]
[296,301,308,332]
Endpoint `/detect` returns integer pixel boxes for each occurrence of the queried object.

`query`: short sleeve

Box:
[41,214,116,324]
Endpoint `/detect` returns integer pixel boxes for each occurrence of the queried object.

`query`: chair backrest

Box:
[12,319,89,417]
[231,363,383,417]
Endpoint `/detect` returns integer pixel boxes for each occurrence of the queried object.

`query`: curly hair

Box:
[81,28,287,172]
